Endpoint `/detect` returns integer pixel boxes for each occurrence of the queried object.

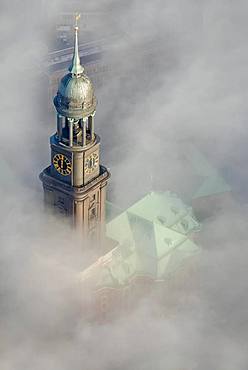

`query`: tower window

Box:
[90,207,97,219]
[55,196,67,215]
[90,194,96,203]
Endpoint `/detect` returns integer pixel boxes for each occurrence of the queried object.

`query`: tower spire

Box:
[69,13,84,76]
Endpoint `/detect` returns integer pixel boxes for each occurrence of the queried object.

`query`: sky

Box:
[0,0,248,369]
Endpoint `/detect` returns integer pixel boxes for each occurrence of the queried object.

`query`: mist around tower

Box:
[1,1,248,370]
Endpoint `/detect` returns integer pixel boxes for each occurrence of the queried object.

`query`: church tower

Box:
[40,16,110,242]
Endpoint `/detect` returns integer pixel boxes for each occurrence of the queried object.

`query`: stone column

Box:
[100,183,107,234]
[57,114,63,141]
[88,114,95,141]
[74,201,84,231]
[68,118,73,147]
[82,118,87,147]
[83,196,90,235]
[91,113,95,141]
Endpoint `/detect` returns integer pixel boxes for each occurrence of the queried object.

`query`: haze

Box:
[0,0,248,369]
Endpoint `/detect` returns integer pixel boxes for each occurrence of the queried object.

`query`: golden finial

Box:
[75,13,81,29]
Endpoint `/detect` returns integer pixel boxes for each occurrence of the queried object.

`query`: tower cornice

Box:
[40,165,110,201]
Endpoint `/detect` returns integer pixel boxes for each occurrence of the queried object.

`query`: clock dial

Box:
[53,154,72,176]
[85,152,99,174]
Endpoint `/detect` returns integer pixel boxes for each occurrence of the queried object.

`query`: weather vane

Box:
[75,13,81,29]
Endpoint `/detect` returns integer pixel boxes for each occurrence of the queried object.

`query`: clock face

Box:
[53,154,72,176]
[85,152,99,174]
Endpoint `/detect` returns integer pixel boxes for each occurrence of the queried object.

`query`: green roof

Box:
[80,191,201,289]
[105,201,124,223]
[80,145,232,289]
[157,237,199,278]
[185,145,231,199]
[126,191,200,235]
[192,174,232,199]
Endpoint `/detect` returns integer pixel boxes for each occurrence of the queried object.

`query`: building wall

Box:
[80,270,201,322]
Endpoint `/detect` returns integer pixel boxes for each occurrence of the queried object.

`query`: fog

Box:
[0,0,248,369]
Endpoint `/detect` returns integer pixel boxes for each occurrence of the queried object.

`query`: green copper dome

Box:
[54,73,97,119]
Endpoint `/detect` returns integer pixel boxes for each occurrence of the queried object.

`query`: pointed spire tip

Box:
[68,13,84,76]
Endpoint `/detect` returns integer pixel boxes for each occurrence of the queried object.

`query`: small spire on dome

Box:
[69,13,84,76]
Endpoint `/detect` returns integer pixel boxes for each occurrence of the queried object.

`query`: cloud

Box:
[0,0,248,369]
